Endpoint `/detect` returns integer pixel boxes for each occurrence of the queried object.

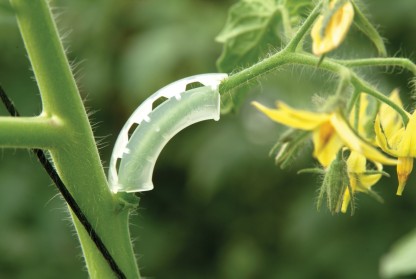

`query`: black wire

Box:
[0,86,126,279]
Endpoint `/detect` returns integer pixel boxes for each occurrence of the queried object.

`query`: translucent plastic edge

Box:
[108,73,228,193]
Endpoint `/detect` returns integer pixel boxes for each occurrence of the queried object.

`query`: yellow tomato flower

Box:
[252,101,396,167]
[374,90,416,195]
[311,0,355,56]
[341,151,383,213]
[341,94,384,213]
[348,93,372,138]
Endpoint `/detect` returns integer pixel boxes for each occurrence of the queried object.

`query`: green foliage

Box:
[216,0,312,113]
[0,0,12,13]
[380,228,416,278]
[216,0,283,113]
[352,1,387,56]
[216,0,281,73]
[216,0,312,73]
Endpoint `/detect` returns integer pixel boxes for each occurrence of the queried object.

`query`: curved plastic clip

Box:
[108,73,228,193]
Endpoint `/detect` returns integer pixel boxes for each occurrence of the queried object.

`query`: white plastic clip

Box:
[108,73,228,193]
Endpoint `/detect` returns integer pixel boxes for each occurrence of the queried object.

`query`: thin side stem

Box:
[219,51,290,94]
[352,76,410,125]
[0,116,63,149]
[339,57,416,76]
[353,93,360,129]
[219,1,322,95]
[284,2,321,52]
[347,88,360,113]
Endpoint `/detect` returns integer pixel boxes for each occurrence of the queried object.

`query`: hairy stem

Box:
[8,0,140,278]
[340,57,416,76]
[284,2,321,52]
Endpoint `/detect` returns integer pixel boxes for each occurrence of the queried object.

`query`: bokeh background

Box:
[1,0,416,278]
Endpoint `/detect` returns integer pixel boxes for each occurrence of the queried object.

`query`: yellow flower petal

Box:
[341,151,383,213]
[311,1,355,56]
[252,101,330,130]
[397,112,416,157]
[347,152,382,191]
[347,151,366,173]
[397,157,413,195]
[330,112,397,165]
[349,93,371,138]
[374,114,396,155]
[379,90,406,139]
[312,121,344,167]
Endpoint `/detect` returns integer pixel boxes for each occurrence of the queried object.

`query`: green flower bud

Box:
[317,152,350,214]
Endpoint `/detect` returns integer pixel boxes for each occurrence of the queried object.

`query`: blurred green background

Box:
[1,0,416,278]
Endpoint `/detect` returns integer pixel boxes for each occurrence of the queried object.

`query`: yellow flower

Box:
[252,101,396,167]
[311,0,355,56]
[341,94,384,213]
[341,151,383,213]
[374,90,416,195]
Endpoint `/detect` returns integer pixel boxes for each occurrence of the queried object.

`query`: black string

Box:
[0,86,126,279]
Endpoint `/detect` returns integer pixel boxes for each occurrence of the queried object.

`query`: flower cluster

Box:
[253,90,415,214]
[249,0,416,214]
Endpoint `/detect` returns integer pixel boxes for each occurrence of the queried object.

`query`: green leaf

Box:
[380,228,416,278]
[0,1,13,14]
[216,0,283,73]
[352,1,387,57]
[216,0,313,113]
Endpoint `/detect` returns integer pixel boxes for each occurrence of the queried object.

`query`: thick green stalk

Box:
[8,1,140,278]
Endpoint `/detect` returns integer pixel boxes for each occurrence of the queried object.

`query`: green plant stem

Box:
[352,77,409,125]
[287,54,409,124]
[9,1,140,278]
[347,88,360,113]
[0,116,63,148]
[220,50,411,124]
[219,51,290,93]
[284,1,321,52]
[353,92,360,129]
[219,1,322,94]
[219,0,416,126]
[340,57,416,75]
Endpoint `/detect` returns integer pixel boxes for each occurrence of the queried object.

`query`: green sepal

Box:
[351,1,387,57]
[269,129,310,169]
[317,153,350,214]
[297,168,325,175]
[361,170,390,178]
